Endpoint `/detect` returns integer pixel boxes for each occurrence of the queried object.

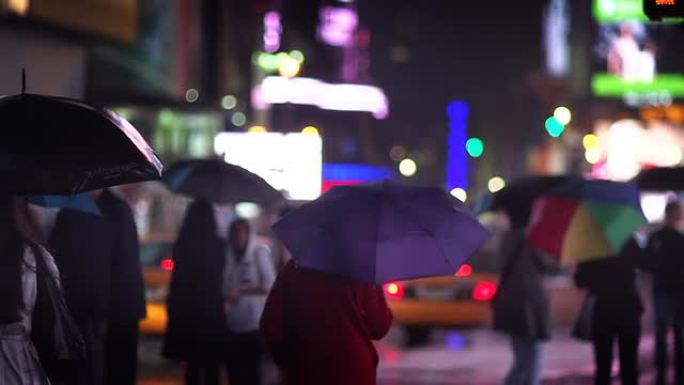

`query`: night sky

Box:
[366,0,548,184]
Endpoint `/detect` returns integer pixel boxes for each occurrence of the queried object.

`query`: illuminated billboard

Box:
[592,0,684,103]
[214,132,322,201]
[252,76,389,119]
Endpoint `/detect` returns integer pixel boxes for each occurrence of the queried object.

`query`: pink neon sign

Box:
[252,76,389,119]
[263,11,281,53]
[318,6,358,47]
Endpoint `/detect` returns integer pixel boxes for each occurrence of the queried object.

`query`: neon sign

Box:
[252,76,389,119]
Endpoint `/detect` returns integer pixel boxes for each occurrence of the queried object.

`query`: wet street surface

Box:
[137,327,658,385]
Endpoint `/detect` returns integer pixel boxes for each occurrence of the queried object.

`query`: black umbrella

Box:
[163,158,283,205]
[634,167,684,191]
[476,175,571,228]
[0,93,163,194]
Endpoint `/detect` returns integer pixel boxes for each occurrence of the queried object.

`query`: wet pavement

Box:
[137,327,658,385]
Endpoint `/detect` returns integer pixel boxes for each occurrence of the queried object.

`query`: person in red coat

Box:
[260,260,393,385]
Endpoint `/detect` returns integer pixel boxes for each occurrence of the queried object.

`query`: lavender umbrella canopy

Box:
[272,182,492,284]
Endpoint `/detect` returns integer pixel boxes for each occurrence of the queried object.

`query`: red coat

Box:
[260,261,393,385]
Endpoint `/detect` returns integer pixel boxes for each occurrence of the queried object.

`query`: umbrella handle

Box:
[22,68,26,94]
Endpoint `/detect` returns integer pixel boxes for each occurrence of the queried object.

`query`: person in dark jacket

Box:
[492,228,558,385]
[96,189,146,385]
[163,200,226,385]
[260,260,393,385]
[644,202,684,385]
[49,190,114,385]
[574,238,643,385]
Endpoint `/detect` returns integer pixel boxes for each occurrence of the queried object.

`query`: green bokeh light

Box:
[465,138,484,158]
[545,117,565,138]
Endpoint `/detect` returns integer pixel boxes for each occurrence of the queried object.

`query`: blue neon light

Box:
[323,163,393,182]
[446,101,469,190]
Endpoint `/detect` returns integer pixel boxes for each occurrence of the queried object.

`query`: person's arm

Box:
[360,284,393,340]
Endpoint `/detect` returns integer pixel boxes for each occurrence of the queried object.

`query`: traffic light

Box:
[644,0,684,20]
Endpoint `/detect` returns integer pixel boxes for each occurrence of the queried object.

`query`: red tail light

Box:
[455,264,473,277]
[383,282,405,299]
[472,281,497,302]
[161,258,174,272]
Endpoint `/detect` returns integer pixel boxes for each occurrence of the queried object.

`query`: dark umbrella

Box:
[633,167,684,191]
[163,158,283,205]
[273,181,491,284]
[476,175,570,227]
[0,93,163,194]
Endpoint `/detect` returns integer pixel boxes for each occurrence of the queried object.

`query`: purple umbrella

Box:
[272,181,491,284]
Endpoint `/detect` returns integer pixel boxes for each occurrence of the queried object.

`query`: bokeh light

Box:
[398,158,417,176]
[301,126,320,135]
[289,50,305,63]
[278,56,301,78]
[553,106,572,126]
[450,188,467,202]
[221,95,237,110]
[247,125,267,133]
[231,112,247,127]
[545,117,565,137]
[185,88,199,103]
[257,52,280,72]
[585,147,602,164]
[488,177,506,193]
[465,138,484,158]
[583,134,599,149]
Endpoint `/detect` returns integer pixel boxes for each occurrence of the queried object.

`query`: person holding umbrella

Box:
[261,259,392,385]
[163,200,226,385]
[0,89,163,385]
[223,218,276,385]
[260,182,490,385]
[0,195,59,385]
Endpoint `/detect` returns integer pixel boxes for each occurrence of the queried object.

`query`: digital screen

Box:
[592,0,684,103]
[644,0,684,20]
[214,132,322,201]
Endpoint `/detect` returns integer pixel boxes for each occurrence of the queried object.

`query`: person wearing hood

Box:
[223,218,276,385]
[163,200,226,385]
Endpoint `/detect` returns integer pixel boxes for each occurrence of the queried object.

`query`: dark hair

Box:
[176,199,218,249]
[666,201,681,218]
[228,218,250,240]
[0,195,33,323]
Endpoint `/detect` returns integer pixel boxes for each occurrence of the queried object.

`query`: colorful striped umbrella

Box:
[527,178,646,266]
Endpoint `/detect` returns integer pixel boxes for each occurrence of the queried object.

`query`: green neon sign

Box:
[593,0,649,23]
[592,73,684,97]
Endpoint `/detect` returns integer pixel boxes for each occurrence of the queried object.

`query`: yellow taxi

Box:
[138,234,501,339]
[138,234,174,335]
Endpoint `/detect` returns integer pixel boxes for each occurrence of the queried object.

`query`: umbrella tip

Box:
[21,68,26,94]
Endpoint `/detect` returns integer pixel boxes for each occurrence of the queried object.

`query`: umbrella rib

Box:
[385,197,459,273]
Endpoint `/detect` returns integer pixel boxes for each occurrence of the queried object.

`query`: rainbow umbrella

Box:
[527,178,646,266]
